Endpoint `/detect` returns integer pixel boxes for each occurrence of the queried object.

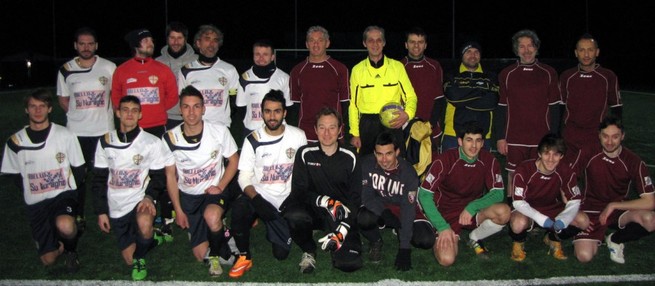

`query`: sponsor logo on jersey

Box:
[312,64,324,68]
[307,162,321,167]
[55,152,66,164]
[540,175,551,180]
[261,163,294,183]
[645,176,653,187]
[602,157,615,164]
[218,76,228,86]
[412,64,424,68]
[28,168,67,194]
[202,89,224,107]
[580,74,592,78]
[74,90,106,109]
[127,78,137,84]
[133,154,143,165]
[109,169,142,189]
[425,173,435,183]
[523,67,533,71]
[149,75,159,85]
[182,162,218,187]
[210,150,218,159]
[514,186,524,197]
[286,148,296,159]
[99,76,109,86]
[127,87,160,105]
[464,163,476,167]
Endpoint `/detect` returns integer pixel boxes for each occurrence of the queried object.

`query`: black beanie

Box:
[460,41,482,55]
[125,29,152,48]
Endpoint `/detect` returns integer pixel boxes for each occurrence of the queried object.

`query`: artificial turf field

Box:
[0,89,653,285]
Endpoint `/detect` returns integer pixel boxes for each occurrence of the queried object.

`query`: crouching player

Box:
[1,89,85,273]
[286,107,363,273]
[418,121,510,266]
[359,131,431,271]
[92,96,167,280]
[572,116,654,264]
[162,86,240,277]
[509,134,589,262]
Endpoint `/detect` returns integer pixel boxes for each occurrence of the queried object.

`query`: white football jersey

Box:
[56,56,116,136]
[236,67,291,131]
[177,59,239,127]
[162,122,238,195]
[1,124,85,205]
[238,124,307,209]
[94,129,167,218]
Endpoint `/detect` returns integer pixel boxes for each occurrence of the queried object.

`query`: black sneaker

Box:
[368,240,383,263]
[64,251,80,273]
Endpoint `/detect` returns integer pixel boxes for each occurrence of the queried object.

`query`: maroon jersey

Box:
[401,56,444,121]
[560,65,622,152]
[498,60,561,146]
[572,145,654,212]
[290,57,350,141]
[512,159,580,214]
[421,147,503,215]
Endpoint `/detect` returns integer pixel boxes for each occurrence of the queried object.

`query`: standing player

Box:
[112,28,178,137]
[401,27,444,150]
[560,33,622,157]
[162,86,240,276]
[92,96,167,280]
[349,25,417,156]
[177,24,239,128]
[1,89,85,273]
[236,39,291,136]
[57,27,116,231]
[290,26,350,142]
[495,29,561,199]
[230,90,307,278]
[358,132,423,271]
[155,21,198,129]
[441,42,499,151]
[285,107,363,273]
[509,134,589,262]
[418,121,509,266]
[572,116,655,264]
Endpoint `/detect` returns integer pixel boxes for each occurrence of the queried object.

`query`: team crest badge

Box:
[286,148,296,159]
[645,176,652,186]
[218,76,227,86]
[211,150,218,159]
[408,191,416,204]
[55,152,66,164]
[98,76,108,86]
[133,154,144,165]
[149,75,159,85]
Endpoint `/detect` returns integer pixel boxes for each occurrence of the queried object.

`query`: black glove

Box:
[379,209,401,229]
[394,248,411,271]
[251,194,278,222]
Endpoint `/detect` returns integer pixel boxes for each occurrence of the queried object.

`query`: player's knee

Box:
[510,216,528,233]
[573,212,590,230]
[333,256,363,272]
[283,205,312,230]
[493,204,511,224]
[638,212,655,232]
[357,207,378,230]
[272,244,290,260]
[56,215,76,238]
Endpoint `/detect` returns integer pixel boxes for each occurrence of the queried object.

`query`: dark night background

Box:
[1,0,654,91]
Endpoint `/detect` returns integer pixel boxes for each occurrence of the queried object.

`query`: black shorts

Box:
[26,191,78,255]
[180,189,236,248]
[110,206,144,251]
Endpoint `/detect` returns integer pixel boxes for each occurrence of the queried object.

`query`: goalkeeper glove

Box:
[317,195,350,222]
[318,222,350,252]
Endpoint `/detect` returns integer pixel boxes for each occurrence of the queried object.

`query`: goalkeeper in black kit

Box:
[285,107,363,273]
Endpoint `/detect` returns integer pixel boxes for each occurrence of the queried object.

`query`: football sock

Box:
[556,225,582,241]
[208,229,225,257]
[509,229,527,242]
[135,234,153,259]
[60,235,78,252]
[470,219,504,241]
[612,223,650,243]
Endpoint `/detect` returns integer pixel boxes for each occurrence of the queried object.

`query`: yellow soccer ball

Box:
[379,102,404,128]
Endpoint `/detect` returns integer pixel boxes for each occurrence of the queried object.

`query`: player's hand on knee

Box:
[317,196,350,222]
[137,196,156,216]
[176,211,190,229]
[251,194,278,222]
[318,222,350,251]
